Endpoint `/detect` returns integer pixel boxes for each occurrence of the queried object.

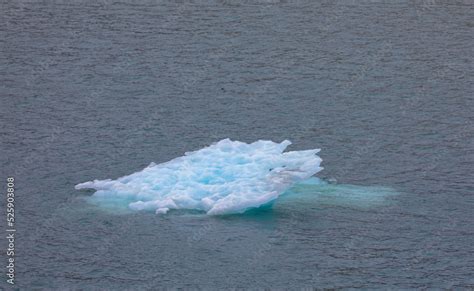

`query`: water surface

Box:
[1,0,473,289]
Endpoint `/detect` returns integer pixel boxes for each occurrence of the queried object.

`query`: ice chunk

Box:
[75,139,322,215]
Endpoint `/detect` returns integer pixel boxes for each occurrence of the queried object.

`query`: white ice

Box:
[75,139,322,215]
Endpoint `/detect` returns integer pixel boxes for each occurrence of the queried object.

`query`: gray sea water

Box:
[1,0,474,289]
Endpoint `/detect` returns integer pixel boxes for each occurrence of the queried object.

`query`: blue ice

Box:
[75,139,323,215]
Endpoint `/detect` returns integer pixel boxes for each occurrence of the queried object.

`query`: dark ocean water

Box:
[1,0,473,289]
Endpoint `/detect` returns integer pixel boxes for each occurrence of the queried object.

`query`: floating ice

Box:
[75,139,322,215]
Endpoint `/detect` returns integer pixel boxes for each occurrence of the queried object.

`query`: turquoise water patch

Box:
[280,177,398,209]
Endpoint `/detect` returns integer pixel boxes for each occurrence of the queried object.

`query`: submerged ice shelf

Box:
[75,139,323,215]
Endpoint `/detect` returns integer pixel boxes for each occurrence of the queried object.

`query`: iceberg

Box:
[75,139,322,215]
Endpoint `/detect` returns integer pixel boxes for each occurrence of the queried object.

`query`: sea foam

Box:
[75,139,322,215]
